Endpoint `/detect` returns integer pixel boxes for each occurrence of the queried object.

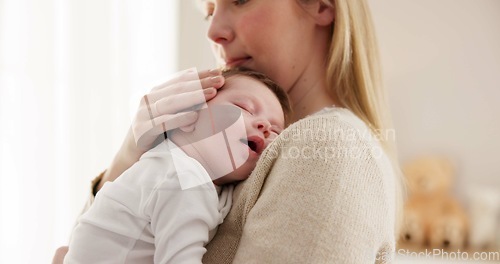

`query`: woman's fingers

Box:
[147,79,200,102]
[152,111,199,133]
[133,111,199,148]
[179,124,196,133]
[198,68,221,79]
[131,68,225,149]
[153,88,216,117]
[133,86,212,146]
[201,75,224,90]
[106,68,225,186]
[203,87,218,101]
[148,74,224,103]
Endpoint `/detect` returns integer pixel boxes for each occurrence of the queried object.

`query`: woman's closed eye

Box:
[203,0,250,20]
[233,0,250,6]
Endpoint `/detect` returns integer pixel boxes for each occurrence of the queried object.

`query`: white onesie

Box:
[65,140,233,264]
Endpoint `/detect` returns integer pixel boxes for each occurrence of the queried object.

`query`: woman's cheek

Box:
[237,9,275,52]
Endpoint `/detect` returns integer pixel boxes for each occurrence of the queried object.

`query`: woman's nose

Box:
[207,8,235,45]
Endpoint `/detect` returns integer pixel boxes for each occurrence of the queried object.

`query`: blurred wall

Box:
[177,0,500,196]
[369,0,500,195]
[0,1,180,262]
[178,0,216,70]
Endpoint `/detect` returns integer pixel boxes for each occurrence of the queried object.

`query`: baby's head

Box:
[170,68,290,185]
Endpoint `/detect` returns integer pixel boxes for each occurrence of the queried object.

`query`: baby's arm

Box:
[64,149,166,263]
[146,174,221,264]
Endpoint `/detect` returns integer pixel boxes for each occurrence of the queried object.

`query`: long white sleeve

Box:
[65,141,227,264]
[145,161,221,263]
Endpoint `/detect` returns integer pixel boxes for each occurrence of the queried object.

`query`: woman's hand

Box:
[51,246,68,264]
[98,68,225,191]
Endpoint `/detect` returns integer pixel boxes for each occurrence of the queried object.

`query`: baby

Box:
[64,68,290,264]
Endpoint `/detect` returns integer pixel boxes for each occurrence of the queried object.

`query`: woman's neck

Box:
[287,27,340,123]
[288,78,337,122]
[287,56,340,123]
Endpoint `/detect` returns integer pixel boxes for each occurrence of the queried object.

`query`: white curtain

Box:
[0,0,179,262]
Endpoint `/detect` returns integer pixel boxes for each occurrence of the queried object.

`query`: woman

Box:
[54,0,403,263]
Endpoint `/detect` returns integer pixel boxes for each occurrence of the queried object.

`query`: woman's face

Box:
[203,0,318,93]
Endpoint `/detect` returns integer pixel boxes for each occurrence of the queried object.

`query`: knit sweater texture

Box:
[202,107,396,263]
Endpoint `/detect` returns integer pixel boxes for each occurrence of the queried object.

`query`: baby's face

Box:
[170,75,285,185]
[209,75,285,185]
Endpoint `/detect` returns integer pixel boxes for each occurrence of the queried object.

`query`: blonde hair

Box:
[314,0,405,238]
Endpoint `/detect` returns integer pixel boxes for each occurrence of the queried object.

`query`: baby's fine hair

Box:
[221,68,292,124]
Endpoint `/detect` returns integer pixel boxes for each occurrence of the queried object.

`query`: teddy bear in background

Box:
[400,156,469,250]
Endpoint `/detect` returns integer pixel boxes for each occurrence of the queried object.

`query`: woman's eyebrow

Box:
[197,0,212,12]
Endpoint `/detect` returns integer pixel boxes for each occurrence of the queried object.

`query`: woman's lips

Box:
[225,57,252,68]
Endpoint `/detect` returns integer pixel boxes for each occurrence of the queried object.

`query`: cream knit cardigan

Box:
[202,107,397,264]
[85,107,397,263]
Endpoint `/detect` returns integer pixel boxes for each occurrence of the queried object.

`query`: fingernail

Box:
[204,88,216,95]
[211,76,222,83]
[209,68,221,75]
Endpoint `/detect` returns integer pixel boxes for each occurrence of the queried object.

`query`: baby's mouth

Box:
[240,136,264,154]
[240,138,256,152]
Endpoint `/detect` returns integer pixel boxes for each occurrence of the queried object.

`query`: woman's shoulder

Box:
[265,106,396,187]
[278,106,378,147]
[288,106,368,131]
